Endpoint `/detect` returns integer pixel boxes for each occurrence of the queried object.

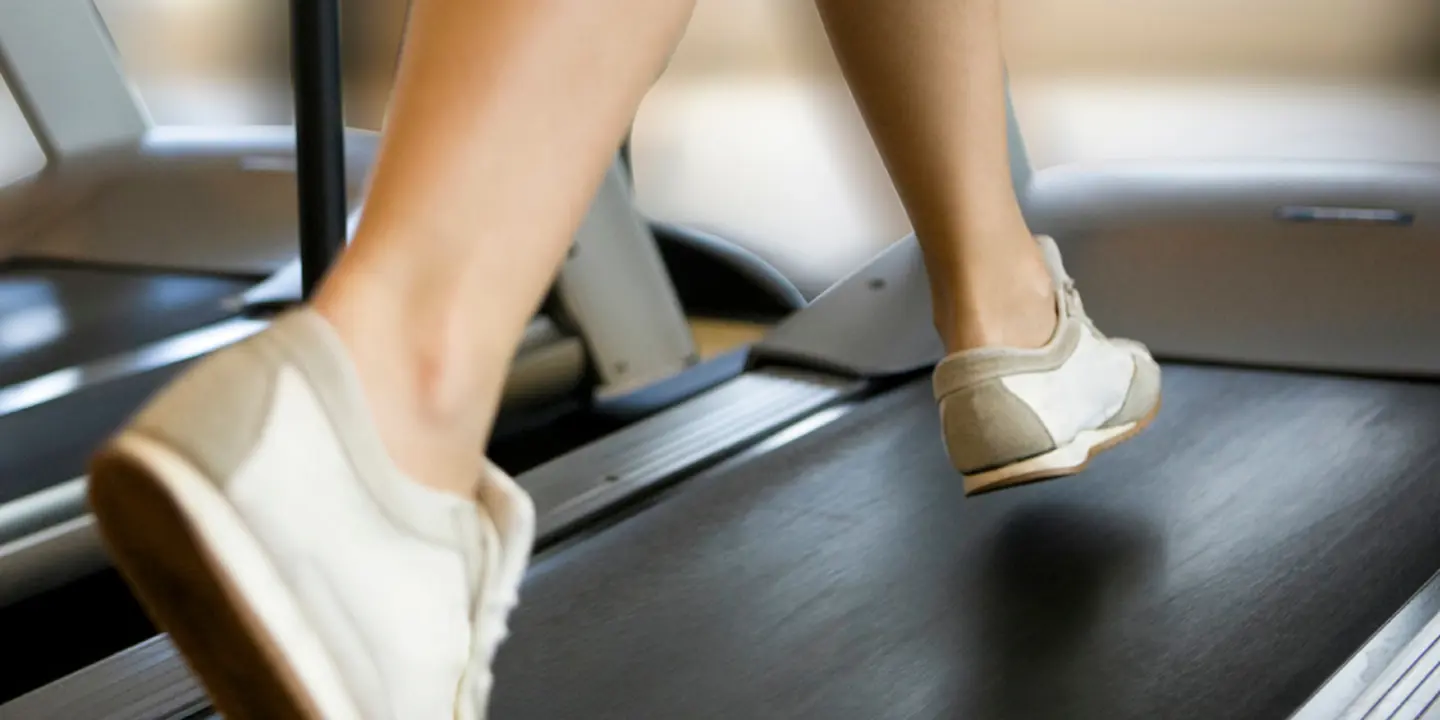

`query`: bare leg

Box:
[813,0,1056,353]
[312,0,697,495]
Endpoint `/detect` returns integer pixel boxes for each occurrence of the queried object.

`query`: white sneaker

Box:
[932,236,1162,495]
[88,310,535,719]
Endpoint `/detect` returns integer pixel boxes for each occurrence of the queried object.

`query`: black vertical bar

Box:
[290,0,348,299]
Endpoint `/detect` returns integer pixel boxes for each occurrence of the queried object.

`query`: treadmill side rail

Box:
[520,368,861,541]
[0,636,208,720]
[1291,570,1440,720]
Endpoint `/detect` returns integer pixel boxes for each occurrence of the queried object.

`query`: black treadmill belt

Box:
[491,366,1440,720]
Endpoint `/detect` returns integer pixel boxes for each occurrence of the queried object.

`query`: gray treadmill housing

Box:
[754,234,943,378]
[759,80,1440,378]
[0,0,371,271]
[1026,160,1440,377]
[0,0,698,393]
[0,0,698,403]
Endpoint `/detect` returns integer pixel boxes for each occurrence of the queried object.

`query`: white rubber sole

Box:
[92,432,361,720]
[962,397,1160,496]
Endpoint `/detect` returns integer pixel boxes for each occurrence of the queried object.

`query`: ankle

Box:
[933,268,1057,354]
[312,279,510,498]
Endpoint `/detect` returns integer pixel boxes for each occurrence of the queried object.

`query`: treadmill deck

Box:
[491,365,1440,720]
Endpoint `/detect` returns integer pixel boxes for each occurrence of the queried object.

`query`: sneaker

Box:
[932,235,1161,495]
[87,310,535,719]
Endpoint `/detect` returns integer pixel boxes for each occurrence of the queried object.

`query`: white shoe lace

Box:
[455,504,525,720]
[1060,277,1105,339]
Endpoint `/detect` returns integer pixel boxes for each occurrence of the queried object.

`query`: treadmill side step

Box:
[0,636,207,720]
[1340,605,1440,720]
[1293,570,1440,720]
[520,368,860,540]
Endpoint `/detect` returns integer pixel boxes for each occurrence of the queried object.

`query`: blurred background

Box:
[5,0,1440,295]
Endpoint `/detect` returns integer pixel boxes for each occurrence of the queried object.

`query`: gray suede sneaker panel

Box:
[937,378,1056,473]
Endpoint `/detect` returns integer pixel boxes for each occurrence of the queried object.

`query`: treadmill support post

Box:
[290,0,349,298]
[0,0,150,161]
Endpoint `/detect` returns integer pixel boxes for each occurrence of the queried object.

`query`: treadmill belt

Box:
[491,365,1440,720]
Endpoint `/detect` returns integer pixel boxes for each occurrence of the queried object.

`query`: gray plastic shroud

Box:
[1026,159,1440,377]
[758,158,1440,379]
[753,235,945,379]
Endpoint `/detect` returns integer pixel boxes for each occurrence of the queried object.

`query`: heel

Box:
[961,397,1162,496]
[937,378,1056,475]
[89,436,329,720]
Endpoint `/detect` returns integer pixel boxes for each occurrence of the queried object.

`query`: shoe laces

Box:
[1060,277,1105,338]
[454,509,522,717]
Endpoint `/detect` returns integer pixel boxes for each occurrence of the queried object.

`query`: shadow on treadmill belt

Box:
[490,365,1440,720]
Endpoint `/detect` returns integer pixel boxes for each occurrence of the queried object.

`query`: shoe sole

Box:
[89,433,359,720]
[963,396,1162,496]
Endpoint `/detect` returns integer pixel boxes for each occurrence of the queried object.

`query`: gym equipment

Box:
[1024,161,1440,376]
[6,3,1440,719]
[10,238,1440,720]
[0,0,796,611]
[0,0,371,273]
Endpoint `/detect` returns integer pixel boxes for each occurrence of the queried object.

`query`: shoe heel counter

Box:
[127,342,276,484]
[936,378,1056,474]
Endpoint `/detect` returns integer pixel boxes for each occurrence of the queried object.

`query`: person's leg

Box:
[87,1,696,717]
[814,0,1161,493]
[812,0,1052,353]
[313,0,695,497]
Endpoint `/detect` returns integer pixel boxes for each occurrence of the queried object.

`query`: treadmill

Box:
[9,4,1440,720]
